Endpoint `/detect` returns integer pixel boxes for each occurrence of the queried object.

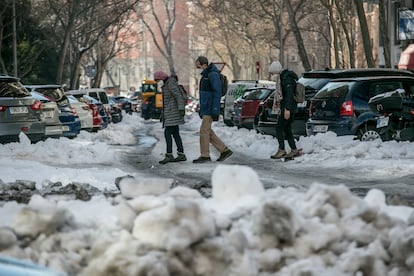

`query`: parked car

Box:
[186,95,199,114]
[130,90,142,112]
[223,80,275,126]
[0,255,63,276]
[30,91,63,139]
[107,97,123,124]
[109,96,137,114]
[353,88,414,141]
[67,95,93,131]
[255,90,305,138]
[256,68,414,138]
[306,75,414,136]
[25,85,81,138]
[232,87,274,129]
[66,92,108,131]
[68,88,112,124]
[0,75,45,143]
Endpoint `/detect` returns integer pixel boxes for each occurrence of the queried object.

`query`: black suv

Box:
[306,76,414,136]
[255,68,414,138]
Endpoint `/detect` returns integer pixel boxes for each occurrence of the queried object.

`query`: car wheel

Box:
[358,124,382,141]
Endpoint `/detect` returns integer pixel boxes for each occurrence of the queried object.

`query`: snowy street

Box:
[1,113,414,275]
[127,116,414,204]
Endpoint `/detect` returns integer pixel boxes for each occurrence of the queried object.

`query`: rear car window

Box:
[314,81,353,99]
[368,81,403,98]
[0,81,31,97]
[299,77,331,91]
[36,88,69,104]
[245,89,273,100]
[98,92,109,104]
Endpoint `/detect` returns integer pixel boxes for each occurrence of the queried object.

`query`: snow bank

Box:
[1,165,414,275]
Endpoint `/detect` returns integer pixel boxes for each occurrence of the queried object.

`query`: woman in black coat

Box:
[269,62,301,159]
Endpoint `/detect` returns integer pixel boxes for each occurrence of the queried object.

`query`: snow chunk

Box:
[365,189,414,223]
[119,177,173,198]
[132,197,216,251]
[0,227,17,249]
[211,165,264,214]
[11,195,72,238]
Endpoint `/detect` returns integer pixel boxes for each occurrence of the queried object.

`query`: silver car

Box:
[30,91,63,139]
[67,95,93,131]
[0,75,45,143]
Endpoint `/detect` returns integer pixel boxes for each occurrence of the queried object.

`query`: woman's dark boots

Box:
[159,152,186,164]
[174,152,187,162]
[159,153,175,164]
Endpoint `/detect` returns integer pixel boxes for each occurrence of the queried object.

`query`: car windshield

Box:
[67,95,79,103]
[83,94,100,104]
[142,84,157,92]
[244,89,273,100]
[299,77,332,91]
[314,81,354,99]
[0,81,31,97]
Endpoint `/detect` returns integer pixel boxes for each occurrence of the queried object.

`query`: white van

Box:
[223,80,275,126]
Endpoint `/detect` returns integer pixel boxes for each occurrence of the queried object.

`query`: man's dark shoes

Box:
[159,153,175,164]
[192,156,211,163]
[217,147,233,161]
[174,152,187,162]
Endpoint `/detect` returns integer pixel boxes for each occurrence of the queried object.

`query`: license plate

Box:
[297,100,307,108]
[44,111,54,118]
[313,125,328,132]
[9,106,28,114]
[376,116,389,128]
[62,126,70,131]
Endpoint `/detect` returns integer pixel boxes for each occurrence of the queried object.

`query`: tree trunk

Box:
[56,0,79,84]
[69,51,85,89]
[379,0,391,67]
[285,0,311,71]
[335,0,355,68]
[353,0,375,67]
[93,60,105,88]
[327,0,340,68]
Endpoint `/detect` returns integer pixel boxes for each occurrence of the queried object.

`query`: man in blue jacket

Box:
[193,56,233,163]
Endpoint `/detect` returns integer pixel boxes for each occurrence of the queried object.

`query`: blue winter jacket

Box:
[198,63,221,117]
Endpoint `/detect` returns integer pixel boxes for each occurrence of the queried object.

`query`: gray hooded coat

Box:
[161,77,185,127]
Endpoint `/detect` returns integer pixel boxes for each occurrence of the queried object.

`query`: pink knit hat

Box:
[153,70,168,81]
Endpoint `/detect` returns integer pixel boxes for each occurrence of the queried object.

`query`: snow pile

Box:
[1,164,414,275]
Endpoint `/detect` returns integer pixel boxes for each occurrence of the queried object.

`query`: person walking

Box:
[193,56,233,163]
[154,70,187,164]
[269,61,301,159]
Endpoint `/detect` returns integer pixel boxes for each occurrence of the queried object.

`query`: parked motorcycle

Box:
[353,89,414,141]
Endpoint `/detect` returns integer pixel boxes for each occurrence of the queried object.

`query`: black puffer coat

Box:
[161,77,185,127]
[280,69,298,113]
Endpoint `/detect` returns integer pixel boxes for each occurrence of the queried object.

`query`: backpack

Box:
[219,73,228,96]
[208,72,228,96]
[294,81,305,103]
[281,70,305,103]
[178,84,188,105]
